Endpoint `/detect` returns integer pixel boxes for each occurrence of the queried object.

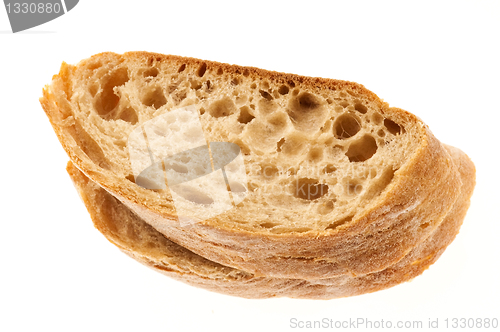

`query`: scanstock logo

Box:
[3,0,79,33]
[128,106,248,226]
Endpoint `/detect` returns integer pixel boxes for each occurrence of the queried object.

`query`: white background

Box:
[1,1,499,331]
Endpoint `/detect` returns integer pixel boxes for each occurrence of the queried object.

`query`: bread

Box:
[41,52,468,279]
[65,142,474,299]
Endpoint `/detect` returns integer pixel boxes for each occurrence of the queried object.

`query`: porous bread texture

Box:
[46,52,418,231]
[41,52,463,279]
[65,142,475,299]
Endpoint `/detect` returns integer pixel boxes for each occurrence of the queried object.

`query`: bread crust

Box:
[42,52,464,279]
[65,143,474,299]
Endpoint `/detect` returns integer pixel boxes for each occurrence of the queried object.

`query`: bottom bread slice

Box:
[66,145,474,299]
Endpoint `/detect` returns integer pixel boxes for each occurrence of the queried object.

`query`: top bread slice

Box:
[65,143,474,299]
[41,52,464,279]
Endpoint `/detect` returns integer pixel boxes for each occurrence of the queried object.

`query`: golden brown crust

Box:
[122,51,386,105]
[42,52,465,279]
[65,142,474,299]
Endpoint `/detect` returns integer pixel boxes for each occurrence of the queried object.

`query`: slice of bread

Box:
[65,142,474,299]
[41,52,466,279]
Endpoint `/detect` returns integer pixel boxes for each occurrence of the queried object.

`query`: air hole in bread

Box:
[293,178,329,200]
[318,200,334,215]
[346,134,378,162]
[377,129,385,137]
[231,78,240,86]
[173,186,213,205]
[142,86,167,109]
[259,90,273,101]
[89,83,98,97]
[178,154,191,163]
[280,135,307,156]
[190,80,202,90]
[384,119,403,135]
[216,68,223,75]
[197,63,207,77]
[372,112,383,124]
[178,64,186,73]
[346,180,363,195]
[267,112,288,130]
[238,106,255,124]
[307,148,323,162]
[118,107,138,124]
[208,97,237,118]
[324,164,337,174]
[339,101,349,108]
[229,182,247,193]
[354,101,368,114]
[334,113,361,139]
[287,92,326,133]
[165,162,188,174]
[94,67,129,117]
[250,83,257,89]
[321,119,337,136]
[243,69,250,77]
[287,227,313,234]
[235,95,248,106]
[288,80,296,87]
[298,92,320,109]
[199,107,205,115]
[113,137,126,150]
[276,138,285,152]
[260,222,278,229]
[125,174,136,183]
[326,215,353,230]
[278,85,289,95]
[420,222,430,229]
[143,67,159,78]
